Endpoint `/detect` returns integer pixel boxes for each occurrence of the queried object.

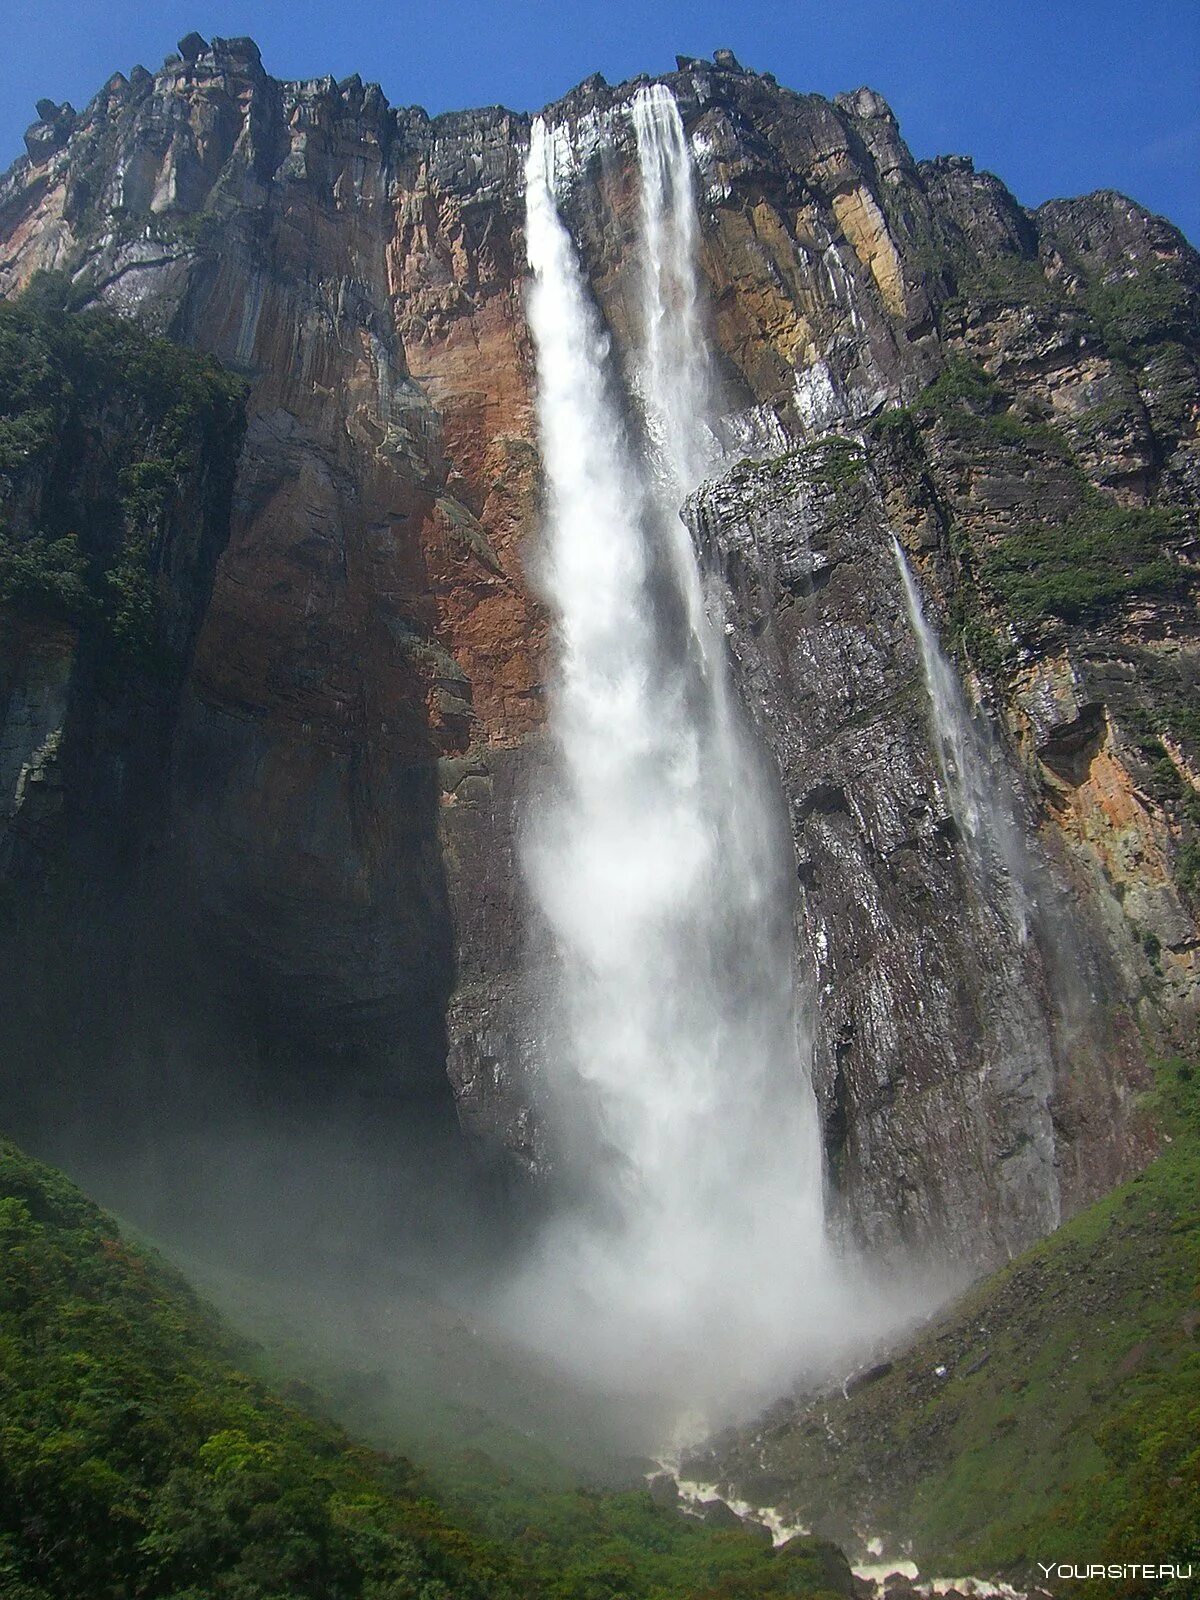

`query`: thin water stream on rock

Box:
[891,535,1031,941]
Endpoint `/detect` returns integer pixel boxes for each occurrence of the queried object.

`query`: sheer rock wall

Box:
[1,39,1196,1266]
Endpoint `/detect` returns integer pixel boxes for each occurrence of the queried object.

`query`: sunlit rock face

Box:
[688,448,1152,1267]
[0,38,1195,1269]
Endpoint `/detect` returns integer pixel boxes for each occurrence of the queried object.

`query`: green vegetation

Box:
[981,504,1185,622]
[870,347,1195,666]
[867,404,919,448]
[919,1059,1200,1593]
[439,1471,854,1600]
[1176,843,1200,898]
[870,355,1190,631]
[1139,340,1199,442]
[919,355,1003,415]
[0,1139,853,1599]
[868,373,1022,675]
[0,271,245,670]
[913,357,1070,454]
[725,437,866,500]
[949,252,1064,310]
[870,354,1193,646]
[1130,738,1200,903]
[1141,735,1200,805]
[0,1138,529,1600]
[872,360,1071,461]
[1120,652,1200,757]
[943,582,1013,678]
[1098,652,1200,899]
[712,1060,1200,1596]
[1067,388,1141,439]
[0,533,93,622]
[803,437,866,493]
[863,358,999,441]
[1085,268,1196,357]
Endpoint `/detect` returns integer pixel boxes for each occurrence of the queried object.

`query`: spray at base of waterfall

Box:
[494,90,926,1440]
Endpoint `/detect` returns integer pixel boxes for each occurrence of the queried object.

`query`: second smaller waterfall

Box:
[891,536,1033,938]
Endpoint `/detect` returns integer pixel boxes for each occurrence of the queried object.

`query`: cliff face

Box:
[690,443,1152,1262]
[0,286,245,1172]
[1,40,545,1200]
[0,38,1196,1268]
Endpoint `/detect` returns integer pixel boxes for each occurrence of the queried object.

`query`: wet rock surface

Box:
[689,438,1159,1263]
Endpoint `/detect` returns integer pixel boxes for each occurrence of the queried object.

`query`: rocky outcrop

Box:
[689,441,1152,1262]
[0,39,1196,1268]
[0,40,545,1182]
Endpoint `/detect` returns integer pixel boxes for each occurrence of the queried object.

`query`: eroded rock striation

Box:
[0,37,1196,1268]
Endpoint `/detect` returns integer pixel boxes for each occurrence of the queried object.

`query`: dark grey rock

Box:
[647,1472,680,1509]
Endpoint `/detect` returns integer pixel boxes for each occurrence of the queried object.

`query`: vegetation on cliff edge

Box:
[980,503,1185,622]
[0,271,245,673]
[871,356,1193,638]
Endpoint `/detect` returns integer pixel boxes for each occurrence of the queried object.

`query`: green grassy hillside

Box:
[693,1061,1200,1598]
[4,1081,1196,1600]
[0,1138,529,1600]
[0,1138,853,1600]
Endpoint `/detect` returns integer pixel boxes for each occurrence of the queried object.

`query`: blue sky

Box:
[2,0,1197,242]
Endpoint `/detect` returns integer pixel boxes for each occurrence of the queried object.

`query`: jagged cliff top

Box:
[0,34,1145,226]
[11,31,1190,244]
[15,35,841,146]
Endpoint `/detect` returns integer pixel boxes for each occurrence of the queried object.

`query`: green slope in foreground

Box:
[694,1061,1200,1599]
[5,1073,1196,1600]
[0,1137,852,1600]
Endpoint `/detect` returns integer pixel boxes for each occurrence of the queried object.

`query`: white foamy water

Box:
[503,87,879,1432]
[671,1474,811,1546]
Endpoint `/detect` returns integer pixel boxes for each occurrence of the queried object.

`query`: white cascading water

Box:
[890,537,1031,938]
[507,87,866,1431]
[890,538,1070,1242]
[629,84,721,617]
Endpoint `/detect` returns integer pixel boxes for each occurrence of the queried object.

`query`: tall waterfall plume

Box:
[508,87,865,1427]
[630,83,719,609]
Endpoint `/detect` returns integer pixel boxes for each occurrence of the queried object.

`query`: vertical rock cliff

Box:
[0,38,1196,1270]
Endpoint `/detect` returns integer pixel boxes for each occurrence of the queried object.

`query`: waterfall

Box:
[508,88,861,1430]
[630,83,720,620]
[891,537,1065,1241]
[891,536,1031,939]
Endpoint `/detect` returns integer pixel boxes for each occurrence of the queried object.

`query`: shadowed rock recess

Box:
[0,38,1197,1272]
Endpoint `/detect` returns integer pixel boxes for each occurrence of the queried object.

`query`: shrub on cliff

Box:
[981,503,1186,621]
[0,272,245,671]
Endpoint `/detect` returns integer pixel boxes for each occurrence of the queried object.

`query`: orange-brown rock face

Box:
[0,45,556,1121]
